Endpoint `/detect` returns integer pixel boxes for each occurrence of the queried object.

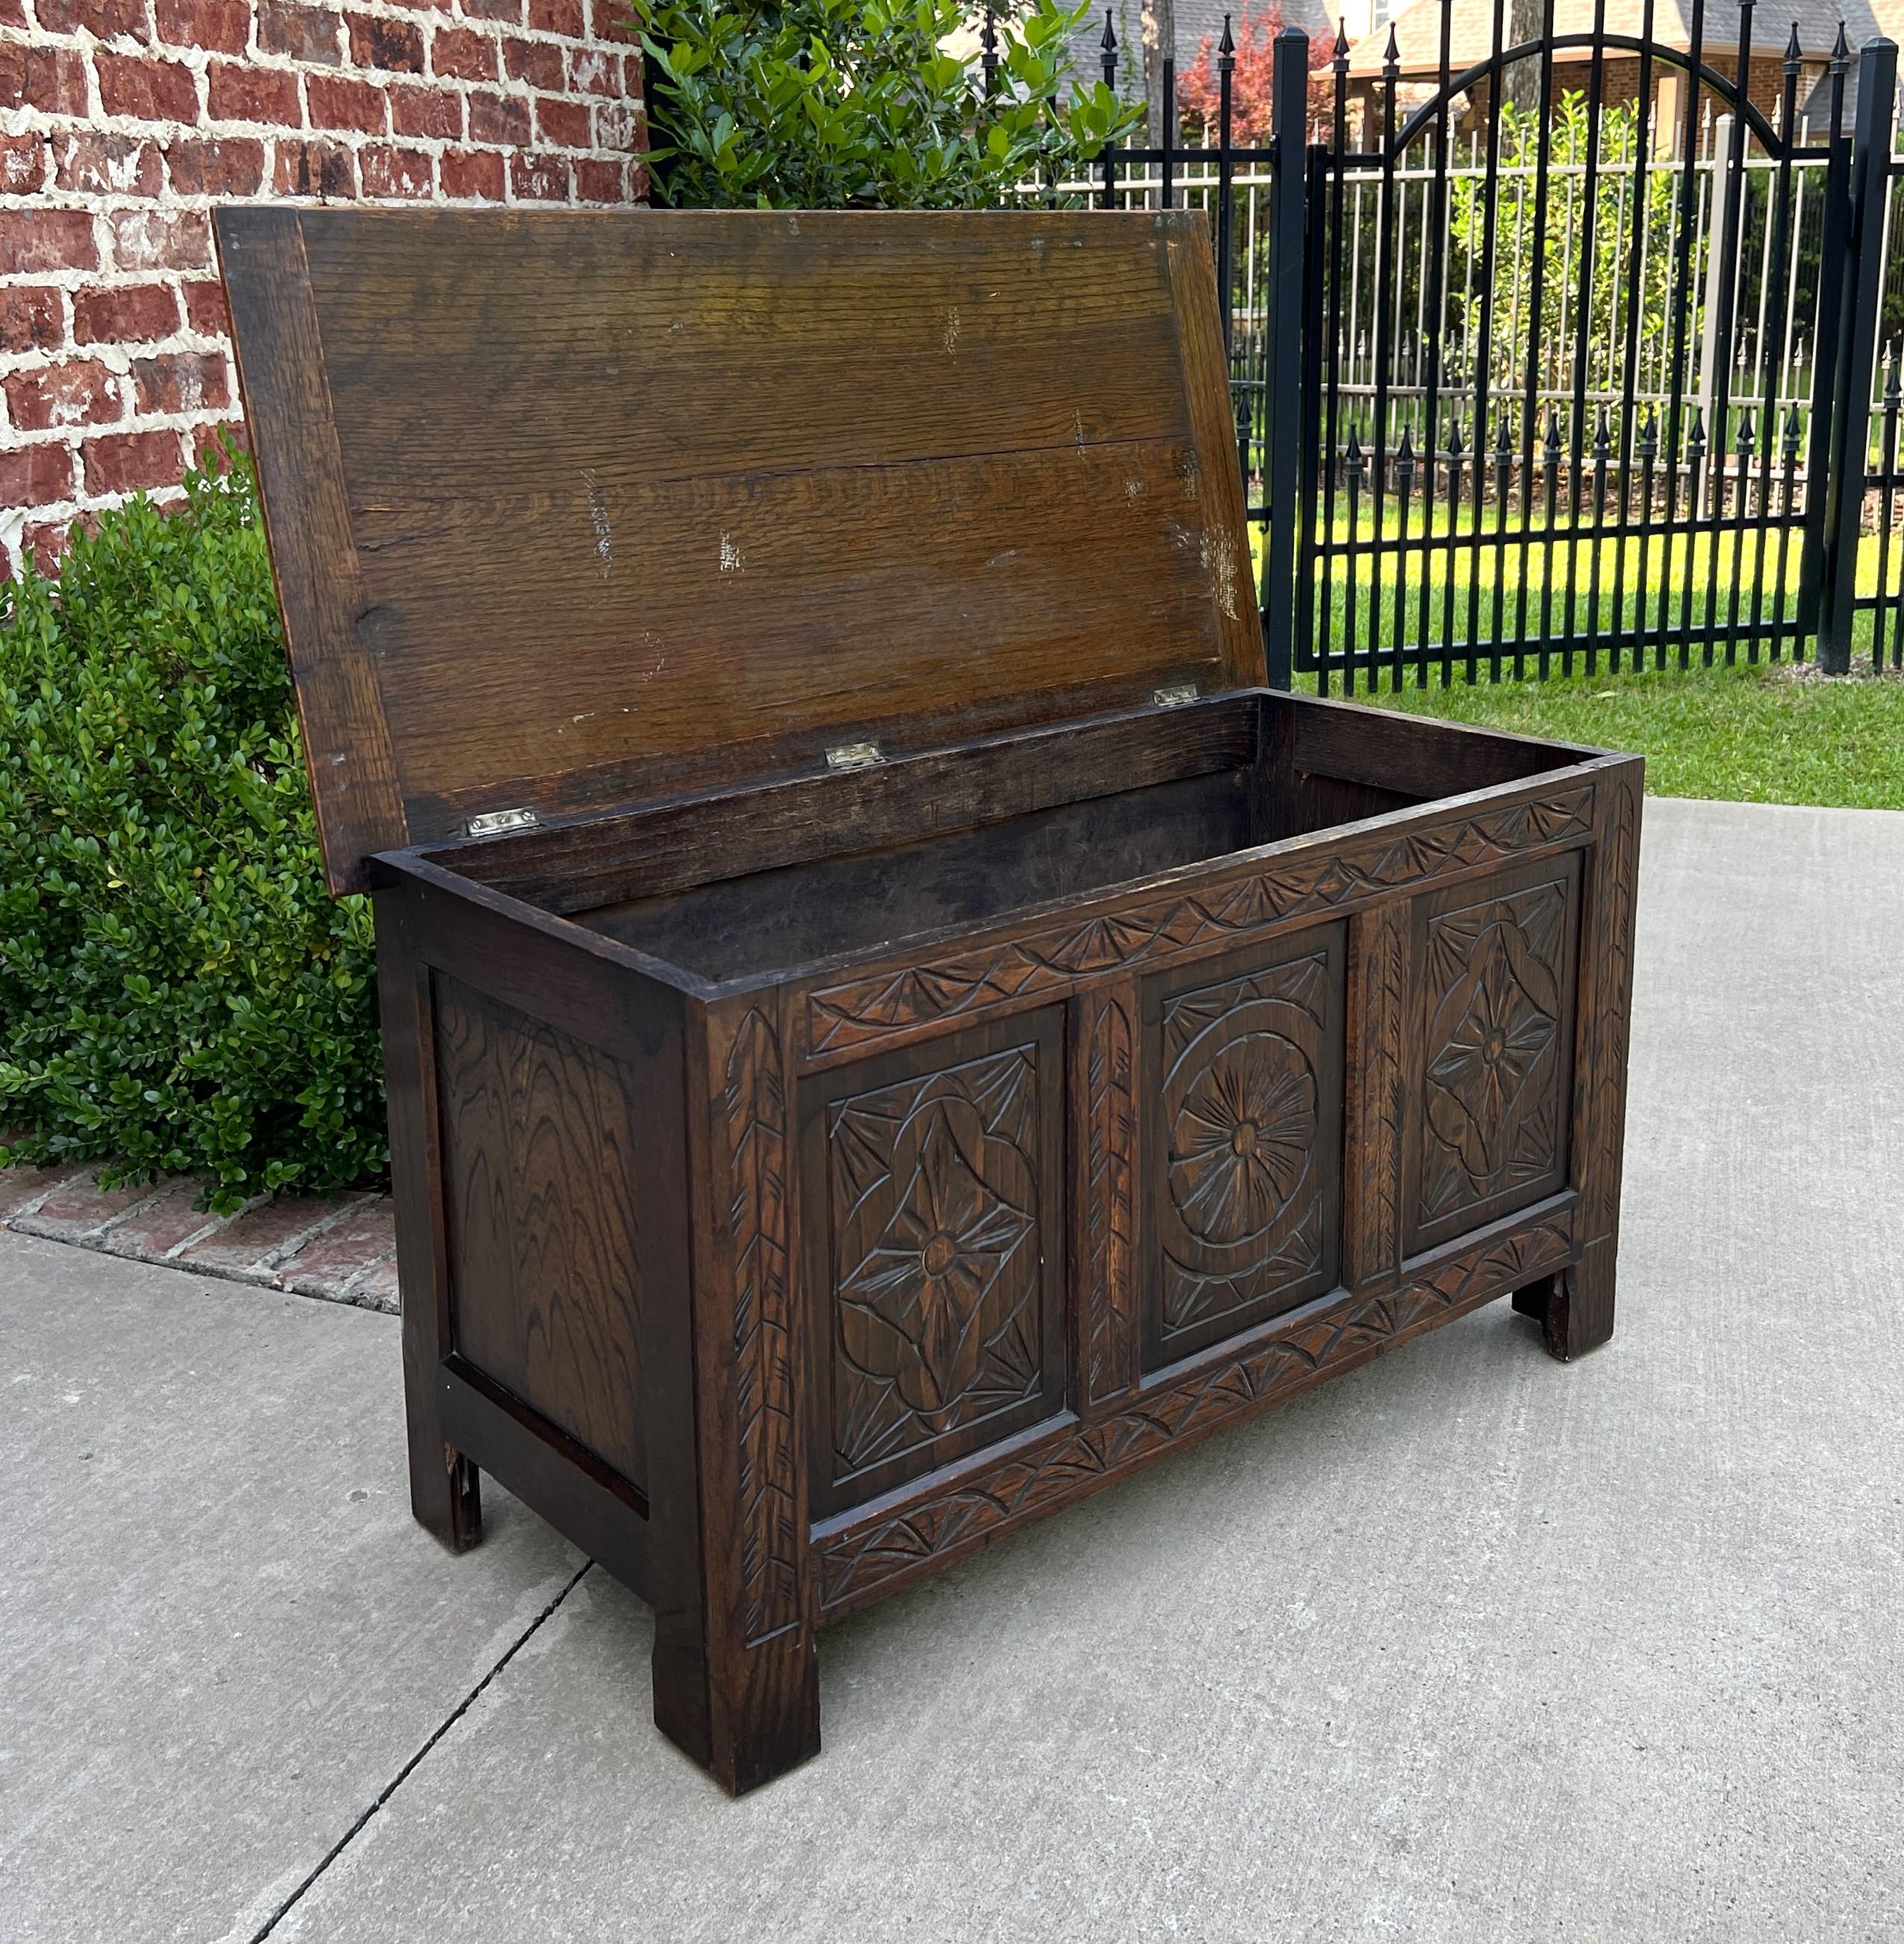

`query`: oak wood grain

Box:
[216,210,408,894]
[435,972,646,1492]
[222,206,1263,876]
[433,696,1260,917]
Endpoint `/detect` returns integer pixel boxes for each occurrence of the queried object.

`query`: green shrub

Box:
[0,449,387,1211]
[640,0,1134,210]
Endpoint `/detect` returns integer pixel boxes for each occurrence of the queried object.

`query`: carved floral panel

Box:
[1146,929,1343,1367]
[821,1036,1058,1504]
[1413,867,1576,1250]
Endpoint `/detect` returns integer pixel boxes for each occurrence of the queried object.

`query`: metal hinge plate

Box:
[1152,682,1199,708]
[465,806,539,838]
[825,740,885,772]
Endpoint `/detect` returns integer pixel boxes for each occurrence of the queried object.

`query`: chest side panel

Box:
[433,970,646,1495]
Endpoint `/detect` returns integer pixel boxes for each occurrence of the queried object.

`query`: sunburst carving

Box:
[1152,939,1340,1360]
[1170,1033,1318,1245]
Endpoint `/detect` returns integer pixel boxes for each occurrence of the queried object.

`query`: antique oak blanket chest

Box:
[216,206,1642,1795]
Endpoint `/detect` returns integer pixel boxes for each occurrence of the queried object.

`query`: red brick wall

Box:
[1,0,647,577]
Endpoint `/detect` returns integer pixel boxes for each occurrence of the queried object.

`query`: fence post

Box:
[1216,16,1236,352]
[1799,35,1852,642]
[1261,27,1309,691]
[1818,37,1897,673]
[1697,111,1735,511]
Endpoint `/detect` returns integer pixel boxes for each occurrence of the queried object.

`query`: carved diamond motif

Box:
[826,1044,1045,1483]
[1417,873,1573,1240]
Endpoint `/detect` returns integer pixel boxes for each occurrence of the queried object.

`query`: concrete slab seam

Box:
[247,1560,596,1944]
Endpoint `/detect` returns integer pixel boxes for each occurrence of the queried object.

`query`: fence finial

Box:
[981,4,999,101]
[1832,21,1849,69]
[1100,8,1117,87]
[1335,19,1350,73]
[1785,22,1802,69]
[1383,19,1400,73]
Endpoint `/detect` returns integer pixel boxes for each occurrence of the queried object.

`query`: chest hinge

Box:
[825,740,886,773]
[464,806,540,838]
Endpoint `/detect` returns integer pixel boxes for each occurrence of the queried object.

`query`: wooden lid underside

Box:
[216,207,1264,894]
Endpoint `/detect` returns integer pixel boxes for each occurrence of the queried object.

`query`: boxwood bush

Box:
[0,449,388,1210]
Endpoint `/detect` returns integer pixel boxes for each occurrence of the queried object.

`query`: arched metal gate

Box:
[1057,4,1903,683]
[1237,13,1901,685]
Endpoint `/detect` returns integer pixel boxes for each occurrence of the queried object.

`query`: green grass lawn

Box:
[1314,659,1904,810]
[1249,517,1904,809]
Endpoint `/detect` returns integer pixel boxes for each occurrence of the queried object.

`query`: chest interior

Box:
[423,691,1564,987]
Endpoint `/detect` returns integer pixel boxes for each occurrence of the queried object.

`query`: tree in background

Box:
[1142,0,1177,149]
[639,0,1135,208]
[1174,1,1338,142]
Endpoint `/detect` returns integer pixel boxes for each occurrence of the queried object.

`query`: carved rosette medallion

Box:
[1170,1031,1318,1246]
[826,1044,1046,1489]
[1150,937,1342,1362]
[1415,870,1575,1247]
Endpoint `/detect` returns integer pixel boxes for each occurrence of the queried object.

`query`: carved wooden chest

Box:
[217,206,1642,1795]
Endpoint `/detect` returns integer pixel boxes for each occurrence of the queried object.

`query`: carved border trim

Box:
[1348,901,1408,1286]
[1582,767,1643,1244]
[1079,986,1137,1408]
[817,1209,1574,1616]
[805,786,1596,1056]
[725,1008,799,1644]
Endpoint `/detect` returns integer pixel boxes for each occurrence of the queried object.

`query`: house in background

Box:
[1067,0,1386,124]
[1343,0,1882,140]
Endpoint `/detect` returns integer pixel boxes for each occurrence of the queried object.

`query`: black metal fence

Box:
[1058,7,1904,686]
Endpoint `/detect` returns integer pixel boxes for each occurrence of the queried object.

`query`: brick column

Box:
[1,0,648,577]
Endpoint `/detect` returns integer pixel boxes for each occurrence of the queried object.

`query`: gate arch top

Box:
[1382,30,1826,161]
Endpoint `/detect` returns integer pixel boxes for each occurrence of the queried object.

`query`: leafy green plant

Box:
[638,0,1135,208]
[1447,96,1685,399]
[0,447,387,1211]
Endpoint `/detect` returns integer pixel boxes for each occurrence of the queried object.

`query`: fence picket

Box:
[1049,9,1904,682]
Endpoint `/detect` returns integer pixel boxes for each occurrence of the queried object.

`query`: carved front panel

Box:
[1141,923,1345,1370]
[1407,856,1581,1254]
[801,1013,1066,1517]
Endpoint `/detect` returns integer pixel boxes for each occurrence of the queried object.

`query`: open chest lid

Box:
[215,206,1264,894]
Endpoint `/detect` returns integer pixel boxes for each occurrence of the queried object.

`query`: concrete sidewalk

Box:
[4,794,1902,1943]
